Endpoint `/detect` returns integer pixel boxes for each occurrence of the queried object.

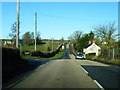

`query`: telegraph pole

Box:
[52,38,54,52]
[34,13,37,51]
[16,0,20,48]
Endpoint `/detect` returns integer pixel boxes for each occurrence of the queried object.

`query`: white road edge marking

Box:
[39,64,45,68]
[94,80,105,90]
[79,65,88,75]
[37,62,49,68]
[79,65,105,90]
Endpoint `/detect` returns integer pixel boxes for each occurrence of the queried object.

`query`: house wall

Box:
[2,40,14,46]
[83,43,101,56]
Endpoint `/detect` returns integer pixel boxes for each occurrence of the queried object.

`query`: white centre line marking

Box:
[79,65,88,75]
[94,80,105,90]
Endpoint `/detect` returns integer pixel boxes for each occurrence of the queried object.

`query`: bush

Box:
[29,44,62,58]
[2,47,33,83]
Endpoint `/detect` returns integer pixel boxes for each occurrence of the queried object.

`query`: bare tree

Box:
[94,22,118,48]
[68,30,83,43]
[9,23,16,39]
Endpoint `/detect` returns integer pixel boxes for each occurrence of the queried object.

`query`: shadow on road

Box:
[3,47,72,88]
[81,65,120,89]
[3,59,50,88]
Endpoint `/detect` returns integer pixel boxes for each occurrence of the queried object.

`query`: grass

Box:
[86,55,120,66]
[21,44,47,52]
[3,41,62,60]
[3,41,60,53]
[21,42,60,53]
[21,49,65,60]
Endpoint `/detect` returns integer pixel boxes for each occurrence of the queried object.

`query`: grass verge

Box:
[86,55,120,66]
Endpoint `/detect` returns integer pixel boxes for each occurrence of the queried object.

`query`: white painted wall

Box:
[83,43,101,56]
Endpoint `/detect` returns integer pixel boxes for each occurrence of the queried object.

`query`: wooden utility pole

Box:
[34,13,37,51]
[16,0,20,48]
[52,38,54,52]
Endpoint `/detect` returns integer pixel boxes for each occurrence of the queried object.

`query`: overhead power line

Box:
[39,12,117,23]
[28,3,117,23]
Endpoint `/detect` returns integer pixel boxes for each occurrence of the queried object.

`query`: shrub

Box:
[2,47,33,83]
[29,44,62,58]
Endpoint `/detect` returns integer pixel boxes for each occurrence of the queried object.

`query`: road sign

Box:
[19,40,23,44]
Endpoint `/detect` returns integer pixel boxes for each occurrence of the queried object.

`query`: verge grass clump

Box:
[86,55,120,66]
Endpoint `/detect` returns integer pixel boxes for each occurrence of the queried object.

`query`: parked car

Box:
[75,53,85,59]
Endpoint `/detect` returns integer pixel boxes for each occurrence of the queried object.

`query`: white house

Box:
[83,41,101,56]
[2,39,14,46]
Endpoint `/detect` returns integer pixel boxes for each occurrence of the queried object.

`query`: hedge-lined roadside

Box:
[22,49,65,60]
[2,44,63,84]
[70,44,120,66]
[2,47,36,84]
[2,43,64,86]
[86,56,120,66]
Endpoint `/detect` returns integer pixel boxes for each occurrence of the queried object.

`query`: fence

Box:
[101,48,120,60]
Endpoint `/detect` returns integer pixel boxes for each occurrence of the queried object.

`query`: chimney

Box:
[88,41,92,44]
[92,40,95,43]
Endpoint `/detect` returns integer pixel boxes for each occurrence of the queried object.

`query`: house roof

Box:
[84,43,101,49]
[84,44,92,49]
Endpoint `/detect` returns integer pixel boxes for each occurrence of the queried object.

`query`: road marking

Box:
[37,62,49,69]
[39,64,46,68]
[79,65,105,90]
[94,80,105,90]
[79,65,88,75]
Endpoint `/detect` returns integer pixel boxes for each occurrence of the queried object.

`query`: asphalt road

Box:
[13,59,99,88]
[6,48,120,89]
[69,54,120,89]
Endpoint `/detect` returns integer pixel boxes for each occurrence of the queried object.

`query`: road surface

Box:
[70,54,120,89]
[13,58,99,88]
[5,49,120,89]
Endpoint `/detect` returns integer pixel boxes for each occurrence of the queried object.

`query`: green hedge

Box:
[22,44,62,58]
[2,47,34,83]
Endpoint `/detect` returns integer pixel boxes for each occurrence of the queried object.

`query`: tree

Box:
[89,31,94,41]
[68,31,82,40]
[9,22,21,46]
[22,32,32,46]
[9,23,17,46]
[30,32,34,44]
[22,31,42,46]
[68,30,95,52]
[68,30,83,51]
[36,32,42,44]
[9,23,16,39]
[94,22,118,48]
[68,30,83,44]
[75,32,95,52]
[60,37,64,43]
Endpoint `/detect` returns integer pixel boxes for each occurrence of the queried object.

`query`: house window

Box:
[88,53,96,56]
